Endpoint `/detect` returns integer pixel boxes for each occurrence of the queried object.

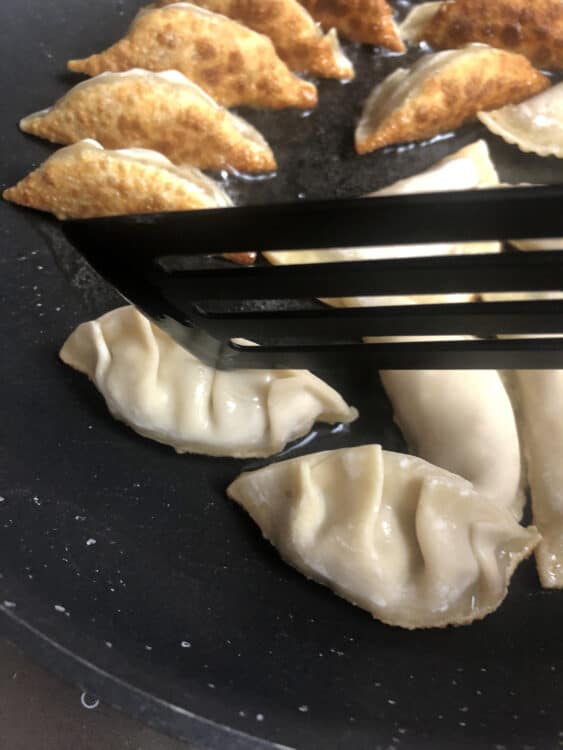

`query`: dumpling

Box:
[265,141,501,274]
[478,82,563,159]
[68,3,318,110]
[319,293,525,517]
[155,0,354,79]
[401,0,563,70]
[511,370,563,588]
[2,140,232,220]
[355,44,549,154]
[379,366,525,518]
[20,70,277,174]
[227,444,540,628]
[299,0,404,50]
[60,306,358,458]
[399,1,442,46]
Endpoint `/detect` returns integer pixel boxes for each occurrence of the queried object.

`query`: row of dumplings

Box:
[60,303,541,631]
[6,1,563,629]
[5,58,562,223]
[5,0,563,207]
[58,140,562,629]
[5,0,563,223]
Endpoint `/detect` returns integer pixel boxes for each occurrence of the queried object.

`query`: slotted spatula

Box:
[63,184,563,370]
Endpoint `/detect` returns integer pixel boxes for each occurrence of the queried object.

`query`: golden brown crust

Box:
[67,4,317,109]
[155,0,354,78]
[299,0,405,50]
[20,73,277,173]
[3,143,227,220]
[422,0,563,69]
[356,47,549,154]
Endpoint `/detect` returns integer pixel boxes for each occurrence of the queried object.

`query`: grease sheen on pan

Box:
[478,82,563,159]
[2,139,232,220]
[401,0,563,70]
[355,44,549,154]
[227,445,540,629]
[20,70,277,174]
[299,0,404,50]
[60,306,358,459]
[265,141,501,275]
[155,0,354,79]
[68,2,317,109]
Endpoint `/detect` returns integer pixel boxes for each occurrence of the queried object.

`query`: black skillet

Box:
[1,1,562,748]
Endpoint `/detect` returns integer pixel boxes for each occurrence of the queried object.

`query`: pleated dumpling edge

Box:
[478,82,563,159]
[60,306,358,459]
[227,444,540,629]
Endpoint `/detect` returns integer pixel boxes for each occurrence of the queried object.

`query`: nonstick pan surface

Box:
[1,2,562,748]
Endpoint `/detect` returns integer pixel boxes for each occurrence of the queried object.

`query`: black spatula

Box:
[63,184,563,370]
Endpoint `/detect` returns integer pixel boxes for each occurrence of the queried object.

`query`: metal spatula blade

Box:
[63,184,563,370]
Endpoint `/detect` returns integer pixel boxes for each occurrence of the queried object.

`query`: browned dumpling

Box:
[68,3,317,110]
[299,0,405,50]
[3,140,232,220]
[355,44,549,154]
[402,0,563,70]
[155,0,354,79]
[20,70,277,174]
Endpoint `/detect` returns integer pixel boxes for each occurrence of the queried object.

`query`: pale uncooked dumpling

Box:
[478,82,563,159]
[379,367,525,518]
[227,444,540,629]
[2,139,231,220]
[401,0,563,70]
[299,0,404,50]
[155,0,354,79]
[322,294,525,518]
[68,3,317,110]
[355,44,549,154]
[265,141,501,281]
[60,306,358,458]
[511,370,563,588]
[20,70,277,174]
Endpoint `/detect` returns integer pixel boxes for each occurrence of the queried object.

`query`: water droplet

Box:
[54,605,66,613]
[86,538,96,546]
[144,645,153,651]
[298,705,309,713]
[105,641,113,649]
[80,692,100,710]
[181,641,191,649]
[0,497,6,503]
[256,713,264,722]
